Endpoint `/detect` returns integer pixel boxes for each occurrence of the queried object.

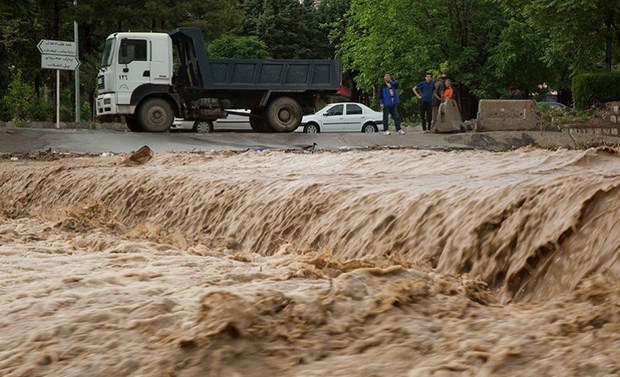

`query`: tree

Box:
[173,0,244,42]
[488,19,551,97]
[500,0,620,75]
[240,0,330,59]
[339,0,544,118]
[2,70,51,121]
[208,35,270,58]
[0,0,247,121]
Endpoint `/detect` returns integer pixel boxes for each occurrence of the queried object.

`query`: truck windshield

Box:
[100,38,115,67]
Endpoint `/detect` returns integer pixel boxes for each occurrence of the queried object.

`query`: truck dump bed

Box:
[169,28,342,92]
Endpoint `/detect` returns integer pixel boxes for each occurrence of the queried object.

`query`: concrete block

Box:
[613,105,619,115]
[433,100,463,133]
[476,100,537,131]
[610,115,618,124]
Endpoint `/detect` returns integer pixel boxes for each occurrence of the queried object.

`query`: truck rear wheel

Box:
[138,98,173,132]
[266,97,302,132]
[125,116,144,132]
[249,109,273,133]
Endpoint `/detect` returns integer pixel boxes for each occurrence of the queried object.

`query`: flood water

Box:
[1,147,618,376]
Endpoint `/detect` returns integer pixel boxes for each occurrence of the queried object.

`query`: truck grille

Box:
[97,76,104,90]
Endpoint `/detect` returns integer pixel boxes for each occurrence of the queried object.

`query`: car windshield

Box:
[313,105,331,114]
[100,38,115,67]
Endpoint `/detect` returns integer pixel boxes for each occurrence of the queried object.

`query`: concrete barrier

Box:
[433,99,464,133]
[476,100,537,131]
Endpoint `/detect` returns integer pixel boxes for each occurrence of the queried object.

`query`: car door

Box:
[116,38,151,107]
[321,104,344,132]
[345,104,364,132]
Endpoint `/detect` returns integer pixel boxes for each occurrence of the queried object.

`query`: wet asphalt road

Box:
[0,126,615,154]
[0,127,472,154]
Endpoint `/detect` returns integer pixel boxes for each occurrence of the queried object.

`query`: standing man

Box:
[413,73,434,132]
[431,74,447,130]
[378,73,405,135]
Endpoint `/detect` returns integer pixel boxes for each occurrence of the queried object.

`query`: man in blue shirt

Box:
[378,73,405,135]
[413,73,435,132]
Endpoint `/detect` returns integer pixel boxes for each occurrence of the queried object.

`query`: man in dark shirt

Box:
[413,73,435,132]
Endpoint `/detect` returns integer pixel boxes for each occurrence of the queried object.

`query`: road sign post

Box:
[38,39,81,128]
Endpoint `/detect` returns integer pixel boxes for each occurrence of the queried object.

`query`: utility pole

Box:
[74,0,80,122]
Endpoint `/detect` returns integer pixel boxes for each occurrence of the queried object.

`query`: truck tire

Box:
[266,97,302,132]
[249,109,273,133]
[138,98,173,132]
[125,116,144,132]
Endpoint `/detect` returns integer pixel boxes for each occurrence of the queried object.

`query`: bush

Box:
[1,70,53,121]
[3,70,34,120]
[29,99,53,121]
[536,105,590,130]
[572,71,620,110]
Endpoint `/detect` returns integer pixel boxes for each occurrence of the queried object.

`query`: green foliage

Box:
[2,70,53,121]
[81,101,92,122]
[488,19,550,97]
[572,72,620,110]
[339,0,519,119]
[3,70,35,121]
[176,0,244,42]
[0,101,9,121]
[240,0,331,59]
[28,99,53,122]
[499,0,620,77]
[208,35,269,59]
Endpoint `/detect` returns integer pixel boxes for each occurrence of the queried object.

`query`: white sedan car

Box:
[297,102,383,133]
[171,109,250,133]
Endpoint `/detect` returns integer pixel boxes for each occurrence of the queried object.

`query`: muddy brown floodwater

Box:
[0,147,619,377]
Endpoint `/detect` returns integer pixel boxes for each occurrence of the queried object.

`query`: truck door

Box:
[116,38,150,106]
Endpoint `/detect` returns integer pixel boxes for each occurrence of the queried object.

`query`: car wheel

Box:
[362,122,377,133]
[193,120,213,133]
[304,123,320,133]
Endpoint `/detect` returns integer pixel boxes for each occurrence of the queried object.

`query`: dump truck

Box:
[96,28,342,132]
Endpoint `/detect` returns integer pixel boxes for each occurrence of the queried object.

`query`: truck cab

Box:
[96,32,179,131]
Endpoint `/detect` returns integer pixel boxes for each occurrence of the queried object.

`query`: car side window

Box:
[325,105,343,116]
[347,104,362,115]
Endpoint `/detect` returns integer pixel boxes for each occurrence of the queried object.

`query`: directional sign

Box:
[37,39,77,56]
[41,54,81,71]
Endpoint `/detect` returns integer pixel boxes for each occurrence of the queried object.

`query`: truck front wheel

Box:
[138,98,173,132]
[125,116,144,132]
[266,97,302,132]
